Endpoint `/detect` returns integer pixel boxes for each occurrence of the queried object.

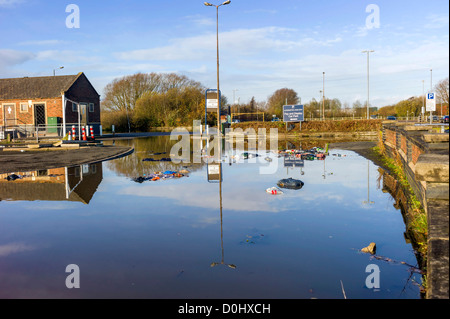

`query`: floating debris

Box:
[361,242,376,254]
[142,157,172,162]
[277,178,304,190]
[242,152,260,159]
[5,174,22,181]
[240,233,266,245]
[266,187,283,195]
[278,147,327,161]
[132,170,187,183]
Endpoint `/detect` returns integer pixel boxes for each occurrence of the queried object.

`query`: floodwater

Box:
[0,135,423,299]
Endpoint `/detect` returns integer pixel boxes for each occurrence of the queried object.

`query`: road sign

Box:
[284,155,304,168]
[426,92,436,112]
[283,105,304,122]
[206,89,221,112]
[207,163,222,182]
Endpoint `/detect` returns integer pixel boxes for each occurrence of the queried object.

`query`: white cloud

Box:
[0,49,35,76]
[354,26,369,38]
[18,39,66,46]
[114,26,344,62]
[424,14,449,29]
[184,14,215,26]
[0,0,24,7]
[0,242,35,257]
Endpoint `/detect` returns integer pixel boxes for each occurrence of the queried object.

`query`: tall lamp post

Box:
[362,50,374,119]
[204,1,231,133]
[53,66,64,76]
[322,72,325,121]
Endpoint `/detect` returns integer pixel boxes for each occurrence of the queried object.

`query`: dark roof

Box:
[0,73,83,100]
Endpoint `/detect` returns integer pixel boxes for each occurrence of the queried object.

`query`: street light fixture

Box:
[204,0,231,133]
[53,66,64,76]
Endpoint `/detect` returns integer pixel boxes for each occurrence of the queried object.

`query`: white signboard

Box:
[206,90,220,112]
[207,99,219,109]
[426,93,436,112]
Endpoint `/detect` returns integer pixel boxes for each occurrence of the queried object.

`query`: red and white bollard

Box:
[72,125,76,140]
[90,126,95,140]
[82,127,86,141]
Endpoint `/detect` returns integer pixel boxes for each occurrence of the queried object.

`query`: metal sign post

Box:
[205,89,221,134]
[283,105,304,131]
[426,93,436,124]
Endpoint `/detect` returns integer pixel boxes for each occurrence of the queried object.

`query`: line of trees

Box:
[101,72,231,131]
[101,73,449,132]
[376,77,449,118]
[101,73,208,131]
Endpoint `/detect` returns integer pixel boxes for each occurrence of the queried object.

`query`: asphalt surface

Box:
[0,145,134,174]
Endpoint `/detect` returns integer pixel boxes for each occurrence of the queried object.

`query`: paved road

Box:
[0,145,133,174]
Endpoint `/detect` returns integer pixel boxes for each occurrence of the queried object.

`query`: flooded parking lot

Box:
[0,135,423,299]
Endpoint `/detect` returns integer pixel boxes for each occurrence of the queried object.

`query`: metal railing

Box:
[0,123,98,141]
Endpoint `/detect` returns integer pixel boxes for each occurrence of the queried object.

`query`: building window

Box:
[72,102,78,112]
[20,103,29,113]
[89,103,94,112]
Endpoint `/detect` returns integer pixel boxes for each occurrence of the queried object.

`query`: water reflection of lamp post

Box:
[210,170,236,270]
[322,157,326,179]
[363,160,375,205]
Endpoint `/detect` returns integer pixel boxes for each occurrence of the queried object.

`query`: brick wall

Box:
[401,135,407,154]
[65,73,100,124]
[1,73,100,132]
[385,128,396,146]
[1,98,62,126]
[412,143,423,165]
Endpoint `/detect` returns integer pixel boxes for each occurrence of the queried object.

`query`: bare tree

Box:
[267,88,299,118]
[102,73,162,112]
[435,77,449,106]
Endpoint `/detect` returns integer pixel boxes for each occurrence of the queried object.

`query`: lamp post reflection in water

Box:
[210,177,236,270]
[208,136,236,270]
[363,160,375,205]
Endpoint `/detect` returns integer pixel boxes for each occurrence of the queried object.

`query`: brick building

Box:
[0,72,101,138]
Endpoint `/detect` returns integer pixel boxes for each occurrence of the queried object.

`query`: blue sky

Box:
[0,0,448,108]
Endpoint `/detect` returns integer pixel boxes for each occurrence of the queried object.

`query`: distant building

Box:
[0,72,101,138]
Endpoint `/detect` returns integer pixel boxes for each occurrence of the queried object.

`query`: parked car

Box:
[441,115,449,124]
[272,117,281,122]
[386,116,397,120]
[432,115,439,122]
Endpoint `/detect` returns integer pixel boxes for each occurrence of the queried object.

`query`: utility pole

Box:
[362,50,374,120]
[422,80,425,122]
[430,68,433,124]
[204,1,231,132]
[322,72,325,121]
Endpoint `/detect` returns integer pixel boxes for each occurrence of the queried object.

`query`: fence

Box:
[0,123,101,141]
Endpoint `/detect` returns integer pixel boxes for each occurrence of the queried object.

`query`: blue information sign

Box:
[283,105,304,122]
